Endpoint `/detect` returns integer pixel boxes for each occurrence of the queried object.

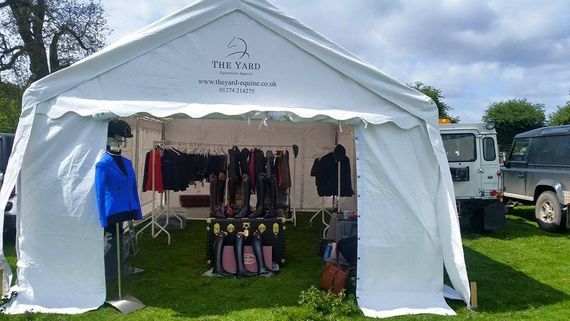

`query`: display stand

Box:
[336,159,341,213]
[311,146,343,238]
[310,197,333,238]
[106,223,145,314]
[136,147,171,245]
[290,153,297,226]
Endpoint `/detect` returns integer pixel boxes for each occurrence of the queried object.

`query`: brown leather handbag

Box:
[319,261,349,294]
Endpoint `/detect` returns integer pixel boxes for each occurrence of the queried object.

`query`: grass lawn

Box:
[2,206,570,320]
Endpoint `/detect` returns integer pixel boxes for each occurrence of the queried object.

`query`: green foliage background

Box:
[547,100,570,126]
[0,82,23,133]
[409,81,458,121]
[482,98,545,149]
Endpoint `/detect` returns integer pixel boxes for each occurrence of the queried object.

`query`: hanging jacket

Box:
[311,152,354,197]
[95,153,143,227]
[143,149,164,192]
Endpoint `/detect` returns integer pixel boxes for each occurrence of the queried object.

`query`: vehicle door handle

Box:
[518,174,524,178]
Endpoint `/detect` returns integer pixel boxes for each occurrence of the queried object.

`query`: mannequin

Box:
[96,120,142,227]
[105,134,139,224]
[96,120,146,312]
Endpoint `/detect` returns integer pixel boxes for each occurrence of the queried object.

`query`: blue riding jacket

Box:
[95,153,142,227]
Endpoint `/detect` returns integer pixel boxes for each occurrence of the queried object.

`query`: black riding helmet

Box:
[107,120,133,138]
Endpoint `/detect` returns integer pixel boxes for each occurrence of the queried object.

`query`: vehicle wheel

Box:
[535,191,565,232]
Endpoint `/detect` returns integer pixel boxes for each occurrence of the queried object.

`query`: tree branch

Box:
[48,29,64,71]
[1,45,24,56]
[0,47,24,71]
[65,27,90,51]
[0,0,25,10]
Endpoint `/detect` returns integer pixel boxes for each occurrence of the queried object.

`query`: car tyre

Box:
[535,191,565,232]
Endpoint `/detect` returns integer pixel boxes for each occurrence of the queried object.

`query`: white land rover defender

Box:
[440,121,506,231]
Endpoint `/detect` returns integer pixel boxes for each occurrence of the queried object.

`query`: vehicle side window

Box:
[528,136,570,165]
[509,139,529,162]
[483,137,496,161]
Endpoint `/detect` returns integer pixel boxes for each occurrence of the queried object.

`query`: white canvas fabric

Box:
[355,124,469,318]
[0,0,470,316]
[4,113,107,314]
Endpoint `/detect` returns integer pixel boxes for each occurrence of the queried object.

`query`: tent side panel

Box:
[427,124,471,304]
[6,113,107,314]
[355,124,455,317]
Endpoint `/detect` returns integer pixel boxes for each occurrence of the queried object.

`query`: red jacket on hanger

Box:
[143,149,164,193]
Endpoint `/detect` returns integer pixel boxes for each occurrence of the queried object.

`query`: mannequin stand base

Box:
[124,265,144,277]
[106,295,145,314]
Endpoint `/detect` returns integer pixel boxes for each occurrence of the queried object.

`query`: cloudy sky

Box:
[101,0,570,123]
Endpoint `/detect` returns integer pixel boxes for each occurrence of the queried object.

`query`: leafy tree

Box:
[0,81,22,133]
[0,0,109,83]
[409,81,459,122]
[547,100,570,126]
[482,98,545,149]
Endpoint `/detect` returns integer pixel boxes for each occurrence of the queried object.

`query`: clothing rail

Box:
[153,140,294,150]
[139,140,227,243]
[145,140,298,227]
[136,145,172,245]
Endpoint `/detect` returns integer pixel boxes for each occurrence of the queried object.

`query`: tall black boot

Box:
[235,232,256,277]
[228,175,237,207]
[212,233,233,277]
[210,174,224,219]
[253,230,274,275]
[217,172,226,208]
[249,173,266,218]
[265,176,278,218]
[236,174,251,218]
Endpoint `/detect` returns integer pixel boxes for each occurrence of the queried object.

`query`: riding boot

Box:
[212,233,233,277]
[253,230,274,275]
[235,233,255,277]
[236,174,251,218]
[209,174,216,213]
[265,176,278,218]
[217,172,226,208]
[249,173,266,218]
[210,174,224,219]
[228,175,237,207]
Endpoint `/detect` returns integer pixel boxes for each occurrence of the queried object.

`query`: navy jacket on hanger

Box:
[95,153,143,227]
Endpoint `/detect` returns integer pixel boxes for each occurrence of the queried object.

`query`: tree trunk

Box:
[9,0,49,82]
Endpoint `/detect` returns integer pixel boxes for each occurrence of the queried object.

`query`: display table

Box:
[326,214,357,242]
[206,217,286,265]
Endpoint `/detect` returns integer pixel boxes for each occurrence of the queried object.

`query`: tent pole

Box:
[337,160,341,213]
[292,156,297,226]
[151,147,156,238]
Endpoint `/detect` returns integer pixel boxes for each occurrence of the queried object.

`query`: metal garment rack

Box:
[309,147,342,238]
[137,140,298,244]
[137,141,227,245]
[230,143,298,226]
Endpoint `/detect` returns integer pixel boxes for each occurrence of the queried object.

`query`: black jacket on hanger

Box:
[311,152,354,197]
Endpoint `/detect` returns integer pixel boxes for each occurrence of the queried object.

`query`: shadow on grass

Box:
[116,213,326,319]
[462,246,570,313]
[462,206,570,241]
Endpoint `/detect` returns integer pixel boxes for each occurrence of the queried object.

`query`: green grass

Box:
[3,207,570,320]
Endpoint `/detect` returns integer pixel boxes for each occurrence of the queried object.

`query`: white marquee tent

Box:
[0,0,470,317]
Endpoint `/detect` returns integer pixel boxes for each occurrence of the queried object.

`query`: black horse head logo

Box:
[224,37,250,59]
